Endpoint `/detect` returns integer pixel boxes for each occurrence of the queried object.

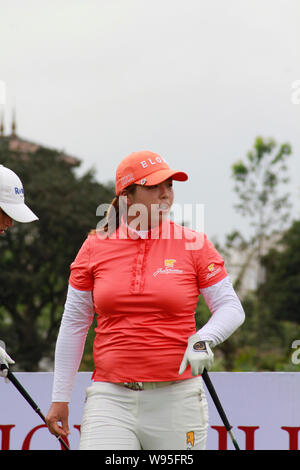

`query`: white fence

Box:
[0,372,299,450]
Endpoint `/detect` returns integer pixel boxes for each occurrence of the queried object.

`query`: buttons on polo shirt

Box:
[130,239,149,294]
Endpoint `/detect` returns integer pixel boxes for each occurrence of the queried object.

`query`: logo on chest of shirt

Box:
[153,259,183,277]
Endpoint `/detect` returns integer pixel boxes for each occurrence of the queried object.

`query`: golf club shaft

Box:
[1,365,69,450]
[202,368,240,450]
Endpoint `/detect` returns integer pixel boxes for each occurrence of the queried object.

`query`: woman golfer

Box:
[46,150,245,450]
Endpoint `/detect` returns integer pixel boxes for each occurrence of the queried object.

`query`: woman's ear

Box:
[119,189,132,207]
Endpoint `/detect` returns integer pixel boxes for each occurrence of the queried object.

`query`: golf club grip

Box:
[202,369,232,431]
[4,369,69,450]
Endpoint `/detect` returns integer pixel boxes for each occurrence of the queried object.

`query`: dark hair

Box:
[90,184,137,236]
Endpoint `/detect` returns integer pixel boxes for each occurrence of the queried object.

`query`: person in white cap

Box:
[0,164,39,379]
[0,164,38,235]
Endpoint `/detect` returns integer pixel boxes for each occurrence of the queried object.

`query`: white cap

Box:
[0,164,39,223]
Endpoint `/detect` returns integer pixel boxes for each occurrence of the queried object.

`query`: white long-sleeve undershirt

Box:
[198,276,245,346]
[52,285,94,402]
[51,275,245,402]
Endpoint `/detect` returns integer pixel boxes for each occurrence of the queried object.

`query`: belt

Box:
[121,381,177,391]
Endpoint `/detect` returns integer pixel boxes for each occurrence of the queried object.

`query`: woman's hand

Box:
[179,334,214,376]
[0,345,15,382]
[46,402,70,438]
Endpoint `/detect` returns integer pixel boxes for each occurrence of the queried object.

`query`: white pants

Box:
[79,377,209,450]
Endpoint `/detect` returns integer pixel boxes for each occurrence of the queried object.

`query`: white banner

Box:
[0,372,299,450]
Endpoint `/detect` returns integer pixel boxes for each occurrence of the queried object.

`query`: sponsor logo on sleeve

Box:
[206,262,221,280]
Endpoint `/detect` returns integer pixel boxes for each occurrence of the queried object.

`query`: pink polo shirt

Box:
[69,219,227,382]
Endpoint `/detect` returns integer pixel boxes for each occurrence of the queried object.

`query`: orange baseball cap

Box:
[115,150,188,196]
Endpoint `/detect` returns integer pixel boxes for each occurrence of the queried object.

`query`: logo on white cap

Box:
[0,165,38,223]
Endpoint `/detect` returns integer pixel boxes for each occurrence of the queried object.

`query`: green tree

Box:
[0,140,114,371]
[259,220,300,324]
[230,136,292,290]
[214,137,295,371]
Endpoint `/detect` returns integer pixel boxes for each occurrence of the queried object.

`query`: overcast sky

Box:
[1,0,299,244]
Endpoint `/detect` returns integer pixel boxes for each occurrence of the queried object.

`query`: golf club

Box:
[0,363,70,450]
[202,368,240,450]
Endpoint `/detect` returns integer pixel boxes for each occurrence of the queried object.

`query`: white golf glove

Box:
[0,345,15,382]
[179,333,214,376]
